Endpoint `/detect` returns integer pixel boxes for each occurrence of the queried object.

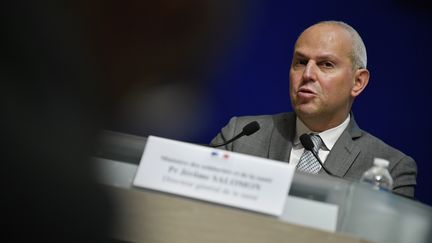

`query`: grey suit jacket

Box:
[210,112,417,198]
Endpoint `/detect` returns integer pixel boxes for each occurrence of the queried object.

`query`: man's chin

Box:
[293,105,320,117]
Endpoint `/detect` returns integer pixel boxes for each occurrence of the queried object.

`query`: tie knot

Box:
[309,134,322,153]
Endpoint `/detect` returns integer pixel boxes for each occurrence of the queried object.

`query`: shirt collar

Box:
[294,114,351,151]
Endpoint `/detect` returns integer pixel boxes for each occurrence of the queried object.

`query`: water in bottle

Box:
[360,158,393,191]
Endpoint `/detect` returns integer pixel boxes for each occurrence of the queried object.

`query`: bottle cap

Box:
[373,158,390,167]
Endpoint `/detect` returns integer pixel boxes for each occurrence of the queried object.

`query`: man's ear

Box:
[351,68,370,97]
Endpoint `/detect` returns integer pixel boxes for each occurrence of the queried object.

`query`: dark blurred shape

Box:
[81,0,245,141]
[1,0,113,242]
[2,0,243,241]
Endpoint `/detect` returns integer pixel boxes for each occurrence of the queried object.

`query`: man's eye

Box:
[295,59,307,66]
[320,61,334,68]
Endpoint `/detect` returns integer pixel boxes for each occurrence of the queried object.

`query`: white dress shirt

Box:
[289,115,351,167]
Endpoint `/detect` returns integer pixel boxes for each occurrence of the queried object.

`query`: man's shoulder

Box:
[354,129,413,163]
[348,116,409,157]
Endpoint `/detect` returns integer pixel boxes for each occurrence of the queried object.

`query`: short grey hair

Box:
[316,20,367,69]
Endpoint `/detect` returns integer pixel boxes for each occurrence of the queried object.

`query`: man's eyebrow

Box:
[293,51,338,61]
[316,54,338,61]
[293,51,308,58]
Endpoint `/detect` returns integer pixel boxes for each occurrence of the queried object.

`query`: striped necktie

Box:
[296,134,323,174]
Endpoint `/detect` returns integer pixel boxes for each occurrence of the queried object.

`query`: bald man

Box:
[210,21,417,198]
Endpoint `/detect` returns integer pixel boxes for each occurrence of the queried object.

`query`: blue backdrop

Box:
[195,0,432,206]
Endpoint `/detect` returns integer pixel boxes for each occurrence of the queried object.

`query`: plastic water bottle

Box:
[360,158,393,191]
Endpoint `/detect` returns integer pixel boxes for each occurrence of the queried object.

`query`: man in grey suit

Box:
[210,21,417,198]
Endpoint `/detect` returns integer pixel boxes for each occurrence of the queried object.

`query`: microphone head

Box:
[242,121,260,136]
[299,134,315,151]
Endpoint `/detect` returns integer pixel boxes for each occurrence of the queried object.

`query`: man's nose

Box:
[302,61,317,81]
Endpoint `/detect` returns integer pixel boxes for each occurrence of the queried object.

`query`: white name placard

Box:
[133,136,295,216]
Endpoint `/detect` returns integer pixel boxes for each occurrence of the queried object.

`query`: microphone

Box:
[299,134,337,177]
[210,121,260,148]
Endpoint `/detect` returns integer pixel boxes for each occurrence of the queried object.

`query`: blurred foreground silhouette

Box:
[2,0,243,241]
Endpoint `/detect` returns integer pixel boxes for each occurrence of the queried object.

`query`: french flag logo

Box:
[211,151,229,160]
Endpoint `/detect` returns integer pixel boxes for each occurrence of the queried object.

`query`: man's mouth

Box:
[296,87,317,100]
[298,87,315,94]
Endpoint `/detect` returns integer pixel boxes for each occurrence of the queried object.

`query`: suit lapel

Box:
[268,113,296,162]
[266,112,364,174]
[322,114,363,177]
